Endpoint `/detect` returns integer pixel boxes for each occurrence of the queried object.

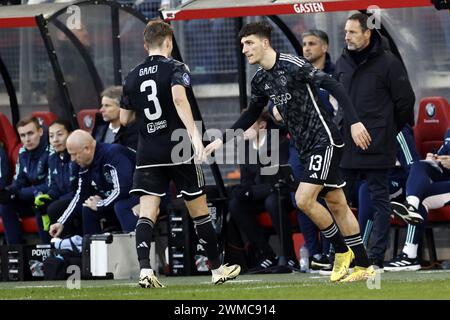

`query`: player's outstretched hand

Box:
[203,139,223,163]
[350,122,371,150]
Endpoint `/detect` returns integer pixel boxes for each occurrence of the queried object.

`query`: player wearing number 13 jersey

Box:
[120,19,241,288]
[204,22,374,282]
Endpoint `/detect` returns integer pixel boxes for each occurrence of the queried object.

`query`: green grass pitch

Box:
[1,270,450,300]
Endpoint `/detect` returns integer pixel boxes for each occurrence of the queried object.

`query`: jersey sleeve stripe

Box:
[305,83,338,147]
[57,175,82,224]
[96,164,120,207]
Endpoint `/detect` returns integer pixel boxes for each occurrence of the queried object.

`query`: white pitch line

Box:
[14,285,61,289]
[417,270,450,274]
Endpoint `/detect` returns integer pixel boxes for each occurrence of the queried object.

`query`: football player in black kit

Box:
[120,19,240,288]
[204,22,375,282]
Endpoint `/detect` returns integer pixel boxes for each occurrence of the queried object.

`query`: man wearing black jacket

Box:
[335,13,415,268]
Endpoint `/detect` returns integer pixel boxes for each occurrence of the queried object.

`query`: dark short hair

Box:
[302,29,329,45]
[16,116,41,130]
[238,22,272,42]
[347,12,369,31]
[144,18,173,48]
[101,86,122,103]
[49,120,74,133]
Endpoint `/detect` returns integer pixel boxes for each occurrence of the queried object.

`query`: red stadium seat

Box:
[21,216,39,233]
[256,209,298,229]
[31,111,58,127]
[77,109,100,133]
[256,209,300,260]
[0,217,39,236]
[428,206,450,223]
[10,143,22,175]
[0,112,19,166]
[414,96,450,158]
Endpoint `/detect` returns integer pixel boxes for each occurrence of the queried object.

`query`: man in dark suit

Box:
[335,13,415,268]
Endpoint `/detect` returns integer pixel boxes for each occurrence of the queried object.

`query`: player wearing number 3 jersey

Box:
[120,19,240,288]
[121,54,193,168]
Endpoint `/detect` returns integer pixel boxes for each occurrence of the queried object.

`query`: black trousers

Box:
[342,168,390,262]
[47,198,82,238]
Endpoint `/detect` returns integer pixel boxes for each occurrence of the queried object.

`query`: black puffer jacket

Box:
[335,32,415,169]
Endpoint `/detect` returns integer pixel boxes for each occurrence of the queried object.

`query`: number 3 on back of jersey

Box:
[140,79,162,120]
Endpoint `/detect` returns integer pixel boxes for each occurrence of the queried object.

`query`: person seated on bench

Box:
[384,129,450,271]
[0,117,50,244]
[228,109,298,273]
[33,120,81,238]
[49,130,139,238]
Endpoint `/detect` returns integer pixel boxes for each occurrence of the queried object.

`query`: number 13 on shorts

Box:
[309,155,323,171]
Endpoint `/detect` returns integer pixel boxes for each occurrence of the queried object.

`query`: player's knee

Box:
[327,201,347,215]
[296,194,314,213]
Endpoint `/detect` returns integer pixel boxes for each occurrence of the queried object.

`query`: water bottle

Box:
[299,246,310,273]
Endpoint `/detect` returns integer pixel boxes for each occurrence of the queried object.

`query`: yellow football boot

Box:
[340,265,376,283]
[330,247,354,282]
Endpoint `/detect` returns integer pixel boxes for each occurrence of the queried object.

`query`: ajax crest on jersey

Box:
[182,73,190,86]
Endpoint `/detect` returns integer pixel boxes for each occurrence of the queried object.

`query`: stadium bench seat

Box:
[256,209,301,260]
[256,209,298,229]
[10,143,22,174]
[77,108,100,133]
[414,96,450,158]
[21,216,39,233]
[0,140,38,241]
[0,216,39,236]
[31,111,58,127]
[0,112,19,166]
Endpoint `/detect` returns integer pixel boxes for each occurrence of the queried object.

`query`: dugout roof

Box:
[161,0,433,20]
[0,0,149,127]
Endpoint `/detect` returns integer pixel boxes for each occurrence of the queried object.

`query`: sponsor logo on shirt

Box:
[147,120,168,134]
[270,92,292,105]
